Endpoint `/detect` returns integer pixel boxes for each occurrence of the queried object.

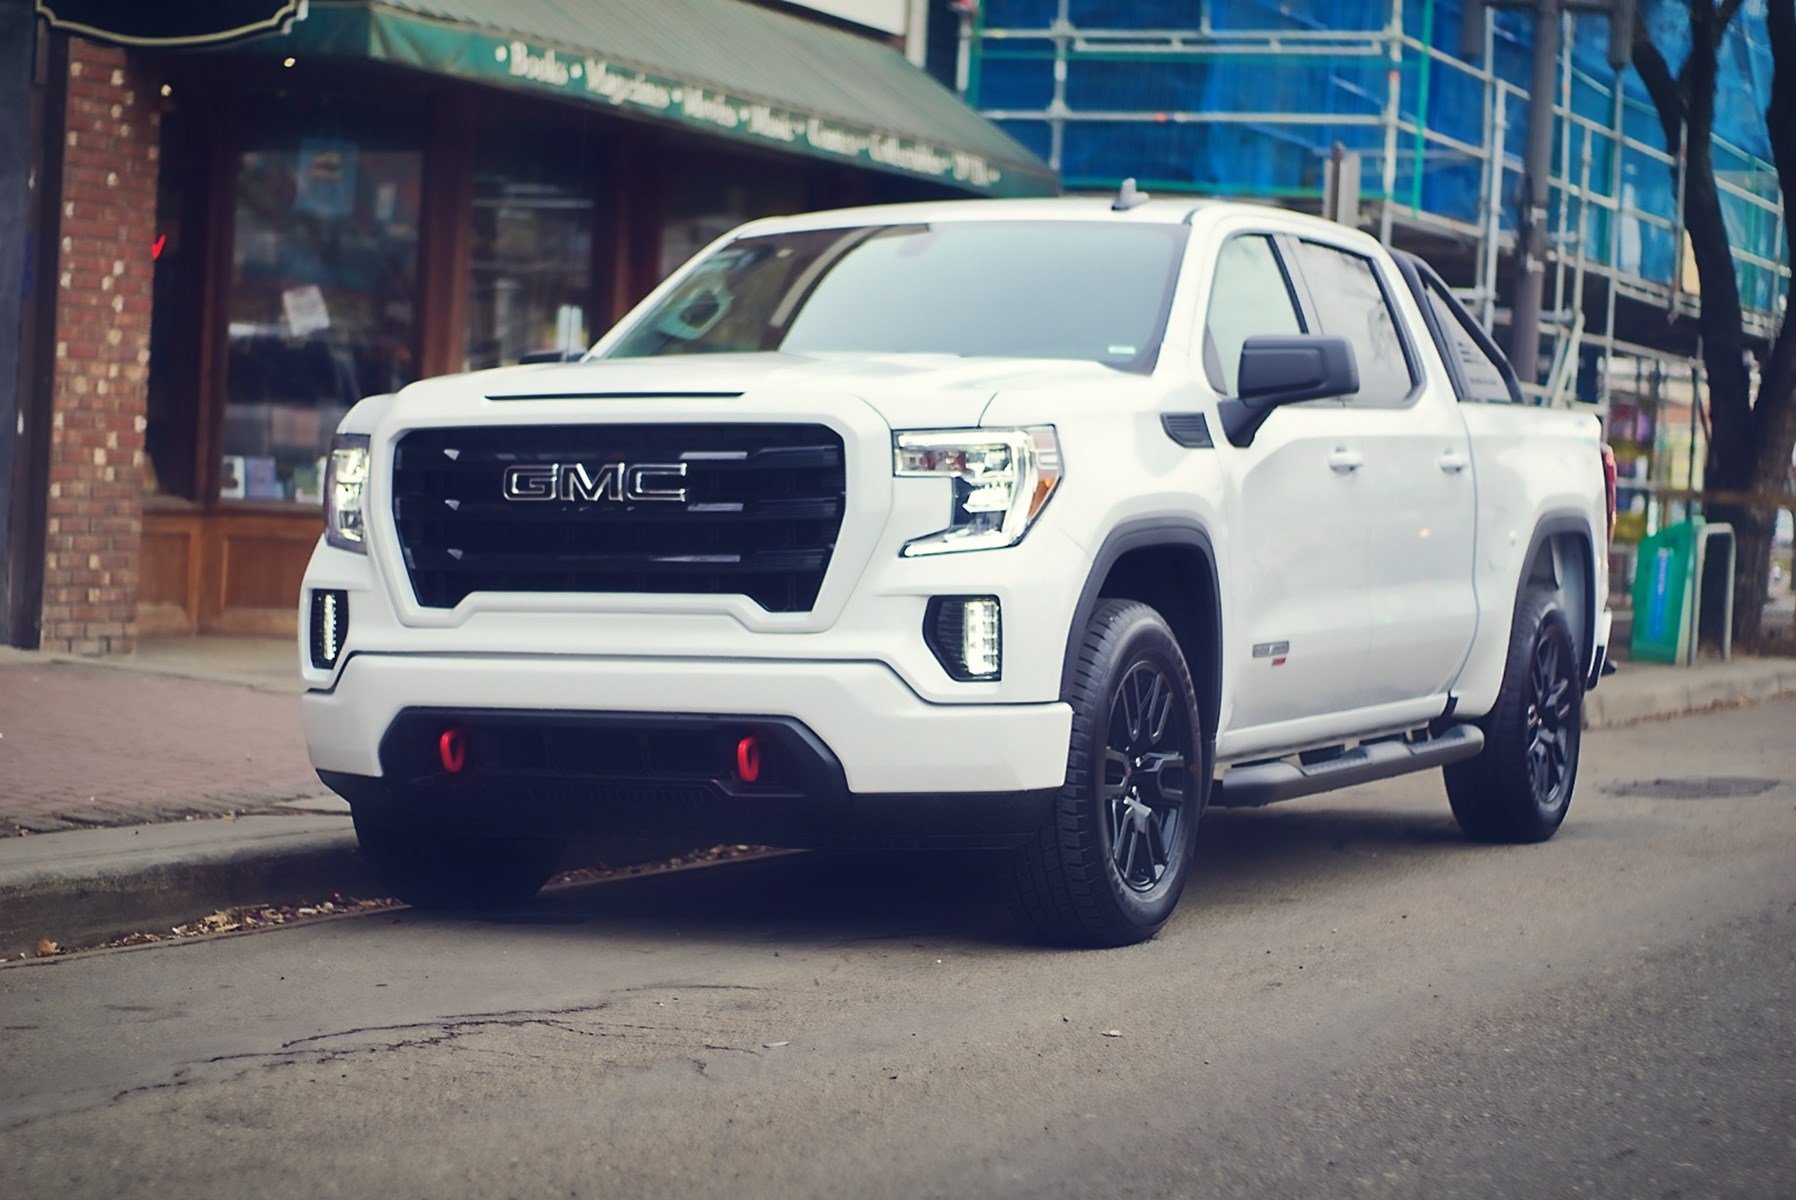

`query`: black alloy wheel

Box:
[1104,661,1191,893]
[1524,621,1577,812]
[1007,599,1206,946]
[1445,583,1583,843]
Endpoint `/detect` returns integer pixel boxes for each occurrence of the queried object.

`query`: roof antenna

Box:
[1112,177,1151,212]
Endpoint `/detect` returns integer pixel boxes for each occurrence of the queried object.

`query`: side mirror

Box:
[1218,334,1359,447]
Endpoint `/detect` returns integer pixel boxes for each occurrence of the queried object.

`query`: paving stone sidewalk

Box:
[3,635,1795,840]
[1,635,1794,957]
[0,646,323,837]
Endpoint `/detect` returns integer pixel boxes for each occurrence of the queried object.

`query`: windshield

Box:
[605,221,1187,373]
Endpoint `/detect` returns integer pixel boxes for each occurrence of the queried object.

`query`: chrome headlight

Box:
[324,434,371,553]
[893,427,1061,556]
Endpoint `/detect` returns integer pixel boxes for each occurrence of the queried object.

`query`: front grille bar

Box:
[390,424,846,612]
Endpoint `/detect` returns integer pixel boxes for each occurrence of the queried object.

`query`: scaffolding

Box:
[966,0,1787,402]
[964,0,1789,599]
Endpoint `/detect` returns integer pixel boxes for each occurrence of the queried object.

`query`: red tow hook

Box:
[438,726,469,774]
[735,734,763,785]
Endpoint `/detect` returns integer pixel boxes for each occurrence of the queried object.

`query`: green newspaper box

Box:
[1630,520,1698,663]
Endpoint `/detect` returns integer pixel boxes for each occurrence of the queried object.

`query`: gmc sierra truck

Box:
[300,196,1615,946]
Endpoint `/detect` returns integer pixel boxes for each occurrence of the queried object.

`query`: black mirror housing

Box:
[1219,335,1359,446]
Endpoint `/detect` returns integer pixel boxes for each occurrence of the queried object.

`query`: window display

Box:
[220,98,423,504]
[465,117,597,370]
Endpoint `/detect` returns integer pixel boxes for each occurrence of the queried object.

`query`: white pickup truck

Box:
[300,196,1615,946]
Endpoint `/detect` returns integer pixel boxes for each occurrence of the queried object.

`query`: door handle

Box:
[1327,448,1364,474]
[1437,451,1469,474]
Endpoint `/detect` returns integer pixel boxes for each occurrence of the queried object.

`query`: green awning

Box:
[257,0,1058,197]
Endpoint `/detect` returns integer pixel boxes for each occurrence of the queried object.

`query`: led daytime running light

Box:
[925,595,1002,681]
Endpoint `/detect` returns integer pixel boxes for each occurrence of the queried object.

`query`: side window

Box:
[1201,234,1303,394]
[1422,280,1517,404]
[1289,241,1417,407]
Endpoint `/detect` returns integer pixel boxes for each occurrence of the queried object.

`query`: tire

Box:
[354,814,565,911]
[1007,599,1207,947]
[1445,584,1584,843]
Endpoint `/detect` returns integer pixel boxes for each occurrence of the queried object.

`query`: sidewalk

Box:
[4,638,1795,957]
[0,637,323,836]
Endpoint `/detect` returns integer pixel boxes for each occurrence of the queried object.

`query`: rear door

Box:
[1283,238,1479,707]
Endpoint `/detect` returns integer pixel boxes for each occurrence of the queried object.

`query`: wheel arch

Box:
[1517,512,1598,677]
[1063,519,1223,753]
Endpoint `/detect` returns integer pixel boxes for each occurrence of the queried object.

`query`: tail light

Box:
[1600,444,1618,543]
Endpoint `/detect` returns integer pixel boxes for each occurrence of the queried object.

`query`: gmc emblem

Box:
[501,462,690,503]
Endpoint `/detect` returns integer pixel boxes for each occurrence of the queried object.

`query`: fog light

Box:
[926,596,1001,681]
[308,588,349,669]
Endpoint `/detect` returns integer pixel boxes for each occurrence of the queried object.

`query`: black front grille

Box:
[391,424,846,611]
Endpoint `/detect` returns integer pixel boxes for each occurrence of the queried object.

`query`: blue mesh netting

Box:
[972,0,1779,309]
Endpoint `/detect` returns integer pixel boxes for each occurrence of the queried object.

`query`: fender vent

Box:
[1160,413,1214,448]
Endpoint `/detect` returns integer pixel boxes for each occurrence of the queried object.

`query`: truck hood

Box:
[415,351,1129,429]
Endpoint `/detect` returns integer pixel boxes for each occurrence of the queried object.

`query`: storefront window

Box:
[465,119,597,370]
[221,98,423,504]
[658,154,808,280]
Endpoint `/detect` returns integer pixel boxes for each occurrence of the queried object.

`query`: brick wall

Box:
[40,39,160,654]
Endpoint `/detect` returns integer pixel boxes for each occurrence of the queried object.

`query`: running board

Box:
[1212,724,1484,809]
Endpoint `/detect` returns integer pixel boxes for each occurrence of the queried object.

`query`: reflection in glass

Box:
[466,121,596,371]
[609,222,1187,374]
[221,102,422,504]
[658,157,806,281]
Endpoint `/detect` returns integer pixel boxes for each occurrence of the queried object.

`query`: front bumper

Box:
[304,652,1072,844]
[1587,608,1614,690]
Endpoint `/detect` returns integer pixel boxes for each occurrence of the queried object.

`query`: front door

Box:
[1203,233,1372,732]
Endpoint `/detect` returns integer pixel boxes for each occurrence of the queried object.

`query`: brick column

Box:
[40,39,160,655]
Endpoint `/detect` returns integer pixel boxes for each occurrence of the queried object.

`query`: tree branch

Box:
[1717,0,1747,40]
[1632,26,1686,151]
[1683,0,1720,89]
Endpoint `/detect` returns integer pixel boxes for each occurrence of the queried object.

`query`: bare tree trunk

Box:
[1756,0,1796,640]
[1635,0,1796,648]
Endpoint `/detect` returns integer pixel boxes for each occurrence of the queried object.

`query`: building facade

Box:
[1,0,1055,651]
[962,0,1789,597]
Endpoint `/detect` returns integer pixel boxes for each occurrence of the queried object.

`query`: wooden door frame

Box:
[192,80,237,511]
[418,90,474,377]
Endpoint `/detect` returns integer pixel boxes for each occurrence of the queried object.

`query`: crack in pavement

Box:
[6,1000,765,1134]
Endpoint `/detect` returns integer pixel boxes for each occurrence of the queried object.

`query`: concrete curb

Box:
[5,658,1794,958]
[1583,660,1796,729]
[0,816,372,959]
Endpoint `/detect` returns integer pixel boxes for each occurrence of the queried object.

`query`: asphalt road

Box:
[4,698,1794,1199]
